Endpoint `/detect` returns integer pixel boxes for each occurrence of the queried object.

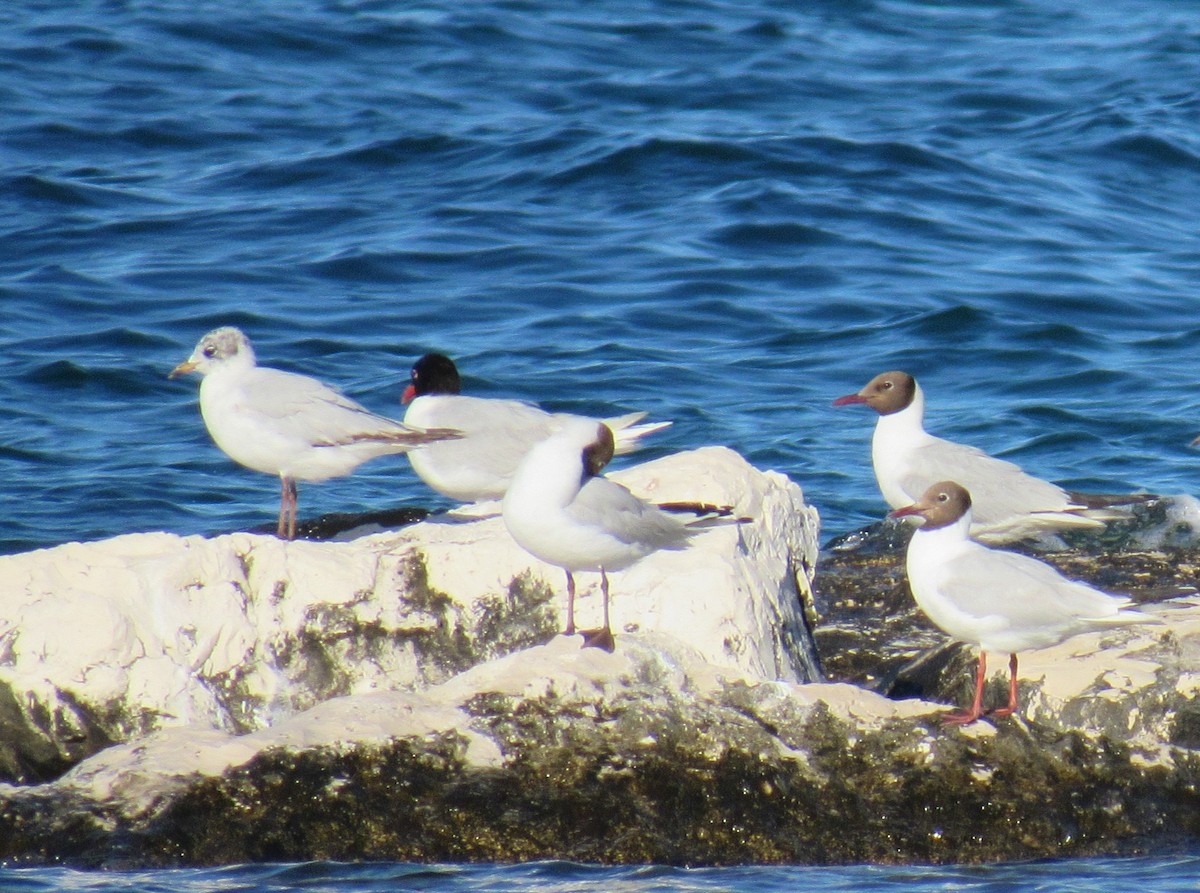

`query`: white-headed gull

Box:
[502,417,716,651]
[171,327,460,540]
[890,480,1153,724]
[835,370,1132,543]
[401,352,670,502]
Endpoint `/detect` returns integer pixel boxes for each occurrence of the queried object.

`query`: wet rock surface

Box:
[2,482,1200,867]
[2,635,1199,868]
[814,497,1200,707]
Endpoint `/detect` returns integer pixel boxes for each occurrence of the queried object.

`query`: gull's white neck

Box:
[904,508,987,649]
[907,508,975,572]
[503,437,586,516]
[198,354,260,422]
[874,380,926,437]
[871,381,930,508]
[209,350,257,381]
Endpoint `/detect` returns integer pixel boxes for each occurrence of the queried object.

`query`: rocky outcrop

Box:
[2,453,1200,867]
[0,447,819,785]
[4,611,1200,867]
[814,497,1200,701]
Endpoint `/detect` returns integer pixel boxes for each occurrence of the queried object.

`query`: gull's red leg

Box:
[582,568,616,652]
[563,571,577,635]
[943,650,988,725]
[987,653,1020,718]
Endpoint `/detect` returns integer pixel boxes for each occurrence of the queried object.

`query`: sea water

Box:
[3,0,1200,883]
[4,855,1200,892]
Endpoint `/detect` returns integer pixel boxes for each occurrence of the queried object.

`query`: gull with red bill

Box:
[890,480,1153,725]
[835,370,1138,543]
[401,352,670,503]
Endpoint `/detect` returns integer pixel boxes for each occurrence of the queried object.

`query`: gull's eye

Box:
[881,380,893,390]
[937,492,949,502]
[202,344,217,358]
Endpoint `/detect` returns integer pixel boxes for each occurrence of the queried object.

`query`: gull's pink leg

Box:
[277,477,289,539]
[563,571,577,635]
[288,478,298,540]
[987,653,1021,718]
[278,476,298,540]
[582,569,616,652]
[943,650,988,725]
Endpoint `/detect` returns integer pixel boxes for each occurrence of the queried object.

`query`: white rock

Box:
[0,447,820,771]
[1009,597,1200,756]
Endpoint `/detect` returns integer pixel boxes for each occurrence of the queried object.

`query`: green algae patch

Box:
[54,694,1195,867]
[393,557,559,679]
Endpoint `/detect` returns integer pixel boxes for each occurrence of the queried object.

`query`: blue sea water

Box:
[3,0,1200,884]
[3,855,1200,893]
[5,0,1200,556]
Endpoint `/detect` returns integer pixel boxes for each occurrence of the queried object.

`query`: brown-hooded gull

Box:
[501,416,717,652]
[891,480,1153,725]
[835,370,1135,543]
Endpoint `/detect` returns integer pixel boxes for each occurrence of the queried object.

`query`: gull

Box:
[834,370,1134,543]
[502,417,719,652]
[890,481,1153,725]
[170,327,460,540]
[401,352,670,502]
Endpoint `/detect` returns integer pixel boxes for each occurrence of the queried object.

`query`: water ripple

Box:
[3,0,1200,552]
[6,854,1200,892]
